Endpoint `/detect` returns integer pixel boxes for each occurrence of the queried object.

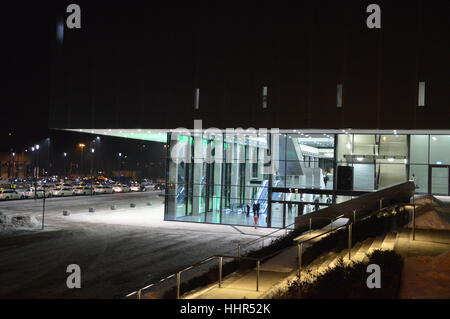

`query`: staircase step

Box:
[319,251,340,270]
[367,236,384,254]
[380,232,396,251]
[308,252,331,269]
[327,250,348,268]
[353,238,375,261]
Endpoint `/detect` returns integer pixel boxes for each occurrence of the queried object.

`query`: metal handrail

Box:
[237,222,296,257]
[125,201,411,299]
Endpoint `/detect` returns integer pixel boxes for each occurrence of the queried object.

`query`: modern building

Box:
[50,1,450,228]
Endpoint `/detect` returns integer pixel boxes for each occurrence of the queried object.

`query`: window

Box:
[194,88,200,110]
[337,84,343,108]
[252,163,258,178]
[418,81,425,107]
[262,86,268,109]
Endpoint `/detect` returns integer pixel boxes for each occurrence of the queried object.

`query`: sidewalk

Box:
[396,228,450,299]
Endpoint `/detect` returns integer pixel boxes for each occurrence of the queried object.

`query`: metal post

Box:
[297,243,303,278]
[256,260,260,292]
[353,210,356,223]
[348,223,352,260]
[176,272,181,299]
[309,217,312,230]
[219,257,223,288]
[330,218,333,231]
[137,289,142,299]
[237,244,241,258]
[379,198,383,211]
[41,192,46,230]
[412,204,416,241]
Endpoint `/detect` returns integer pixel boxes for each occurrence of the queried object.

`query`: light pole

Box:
[90,147,95,196]
[34,145,40,200]
[63,152,68,178]
[10,152,16,180]
[78,143,86,177]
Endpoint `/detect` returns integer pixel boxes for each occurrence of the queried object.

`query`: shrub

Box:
[273,250,403,299]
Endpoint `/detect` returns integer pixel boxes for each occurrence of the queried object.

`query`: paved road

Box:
[0,191,278,298]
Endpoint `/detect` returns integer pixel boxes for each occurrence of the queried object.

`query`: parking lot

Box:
[0,190,276,298]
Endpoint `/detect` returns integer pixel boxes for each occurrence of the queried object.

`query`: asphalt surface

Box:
[0,191,277,298]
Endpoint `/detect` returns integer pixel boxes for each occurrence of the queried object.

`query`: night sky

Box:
[0,1,165,177]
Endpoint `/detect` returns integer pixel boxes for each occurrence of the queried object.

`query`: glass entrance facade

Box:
[163,131,450,228]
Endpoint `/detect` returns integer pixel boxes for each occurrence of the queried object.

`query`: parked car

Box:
[154,183,165,190]
[74,186,93,195]
[23,188,52,198]
[0,190,23,200]
[130,184,140,192]
[112,184,130,193]
[93,185,114,194]
[52,187,75,197]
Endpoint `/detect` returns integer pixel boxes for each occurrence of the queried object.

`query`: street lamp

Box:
[90,147,95,196]
[78,143,86,176]
[34,145,40,200]
[63,152,68,178]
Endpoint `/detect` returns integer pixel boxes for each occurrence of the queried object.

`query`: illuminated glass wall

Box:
[337,134,408,191]
[165,132,450,228]
[165,131,335,228]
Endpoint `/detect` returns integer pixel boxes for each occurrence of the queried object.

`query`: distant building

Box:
[0,152,32,180]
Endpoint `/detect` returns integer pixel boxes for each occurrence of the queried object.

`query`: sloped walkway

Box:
[183,218,350,299]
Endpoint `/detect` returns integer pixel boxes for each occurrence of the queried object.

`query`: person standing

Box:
[314,197,320,211]
[298,203,305,216]
[256,202,260,216]
[253,213,259,228]
[323,173,329,189]
[288,202,292,214]
[246,204,251,217]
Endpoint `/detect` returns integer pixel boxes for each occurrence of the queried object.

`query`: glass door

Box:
[430,165,449,195]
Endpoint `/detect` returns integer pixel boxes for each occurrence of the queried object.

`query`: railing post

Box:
[256,260,260,292]
[309,217,312,230]
[176,272,181,299]
[219,257,223,288]
[412,204,416,241]
[297,243,303,278]
[348,223,353,260]
[137,289,142,299]
[380,198,383,211]
[353,210,356,223]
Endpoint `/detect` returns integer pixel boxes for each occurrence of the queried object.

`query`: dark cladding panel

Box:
[221,7,254,129]
[276,2,310,129]
[415,0,450,129]
[379,0,417,130]
[89,5,124,129]
[342,1,379,129]
[194,10,226,129]
[48,1,450,131]
[63,18,93,128]
[309,0,346,129]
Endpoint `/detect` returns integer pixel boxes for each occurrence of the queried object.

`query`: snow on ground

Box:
[0,191,281,298]
[0,212,41,233]
[407,195,450,230]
